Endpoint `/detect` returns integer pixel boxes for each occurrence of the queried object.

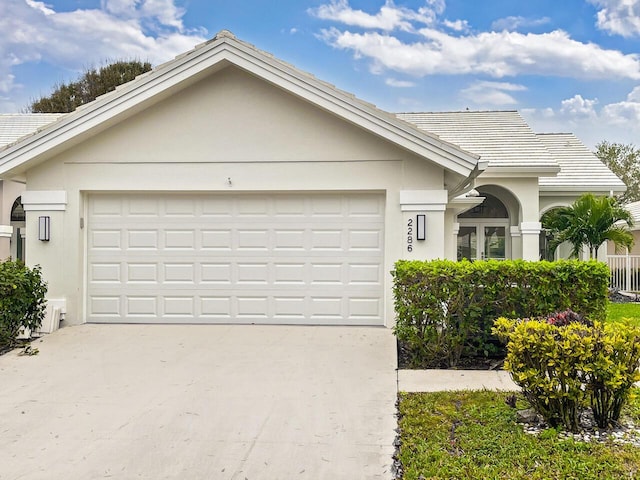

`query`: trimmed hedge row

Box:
[392,259,609,368]
[0,260,47,350]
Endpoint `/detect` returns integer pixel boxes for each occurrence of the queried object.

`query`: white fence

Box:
[608,255,640,292]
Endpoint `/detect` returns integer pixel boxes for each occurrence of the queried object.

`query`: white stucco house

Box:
[0,31,625,328]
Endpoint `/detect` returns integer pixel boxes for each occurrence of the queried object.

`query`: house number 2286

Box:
[407,218,413,252]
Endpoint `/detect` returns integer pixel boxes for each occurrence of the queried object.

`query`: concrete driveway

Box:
[0,325,397,480]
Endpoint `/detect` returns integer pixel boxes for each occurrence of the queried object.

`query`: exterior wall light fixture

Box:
[38,216,50,241]
[417,214,426,241]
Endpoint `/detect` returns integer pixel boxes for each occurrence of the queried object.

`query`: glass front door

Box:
[457,224,507,260]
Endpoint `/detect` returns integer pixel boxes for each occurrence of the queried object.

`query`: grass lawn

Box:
[396,390,640,480]
[608,302,640,326]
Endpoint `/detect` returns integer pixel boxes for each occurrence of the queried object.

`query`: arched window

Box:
[459,193,508,219]
[10,197,25,222]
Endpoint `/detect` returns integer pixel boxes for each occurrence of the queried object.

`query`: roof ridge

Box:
[397,110,519,114]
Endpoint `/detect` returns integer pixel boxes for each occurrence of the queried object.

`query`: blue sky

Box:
[3,0,640,148]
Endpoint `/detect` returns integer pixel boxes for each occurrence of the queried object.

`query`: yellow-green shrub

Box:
[494,313,640,431]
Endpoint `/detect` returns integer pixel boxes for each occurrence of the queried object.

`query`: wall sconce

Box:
[38,216,50,241]
[416,214,426,241]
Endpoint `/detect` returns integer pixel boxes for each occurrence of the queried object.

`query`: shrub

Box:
[586,321,640,428]
[392,259,609,368]
[0,260,48,349]
[494,312,640,431]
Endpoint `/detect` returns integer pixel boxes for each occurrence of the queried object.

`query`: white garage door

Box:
[86,193,385,325]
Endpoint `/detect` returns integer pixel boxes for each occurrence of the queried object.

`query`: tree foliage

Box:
[29,60,152,113]
[595,141,640,204]
[542,193,633,259]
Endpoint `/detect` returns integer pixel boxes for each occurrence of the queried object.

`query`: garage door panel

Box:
[349,229,383,251]
[273,263,306,285]
[164,263,196,283]
[127,263,158,283]
[164,230,196,249]
[128,198,160,217]
[273,230,306,250]
[348,264,382,285]
[348,297,382,319]
[163,297,195,317]
[87,193,384,325]
[201,230,232,250]
[90,230,122,250]
[127,230,158,250]
[237,296,269,318]
[90,296,121,317]
[201,263,232,284]
[90,263,122,283]
[237,230,269,250]
[237,263,269,284]
[127,296,158,316]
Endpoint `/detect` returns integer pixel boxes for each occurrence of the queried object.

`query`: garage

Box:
[2,32,482,329]
[86,192,385,325]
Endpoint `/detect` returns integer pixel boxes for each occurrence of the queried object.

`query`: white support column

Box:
[21,190,67,302]
[0,225,12,260]
[451,222,460,261]
[400,190,448,260]
[520,221,541,261]
[510,225,522,259]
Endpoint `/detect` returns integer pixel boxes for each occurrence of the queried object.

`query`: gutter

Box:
[448,159,489,200]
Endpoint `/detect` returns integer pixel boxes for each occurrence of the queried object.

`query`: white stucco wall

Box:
[23,65,450,326]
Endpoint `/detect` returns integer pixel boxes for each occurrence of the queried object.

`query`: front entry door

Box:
[457,223,508,260]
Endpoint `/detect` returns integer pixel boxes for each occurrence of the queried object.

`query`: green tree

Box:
[542,193,634,259]
[595,141,640,203]
[29,60,152,113]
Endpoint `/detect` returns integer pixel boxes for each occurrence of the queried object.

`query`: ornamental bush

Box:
[494,311,640,431]
[0,260,47,350]
[392,259,608,368]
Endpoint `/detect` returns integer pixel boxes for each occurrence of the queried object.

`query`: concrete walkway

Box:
[397,368,518,392]
[0,324,397,480]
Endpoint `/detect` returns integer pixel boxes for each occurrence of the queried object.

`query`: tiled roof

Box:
[535,133,626,193]
[0,114,64,148]
[396,110,558,172]
[624,200,640,223]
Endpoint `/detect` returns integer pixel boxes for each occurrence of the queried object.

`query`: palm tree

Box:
[542,193,634,260]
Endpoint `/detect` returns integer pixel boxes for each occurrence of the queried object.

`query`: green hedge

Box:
[392,259,609,368]
[0,260,47,350]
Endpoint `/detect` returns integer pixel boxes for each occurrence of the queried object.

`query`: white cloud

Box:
[309,0,440,32]
[385,78,416,87]
[25,0,54,16]
[442,19,469,32]
[314,1,640,81]
[560,94,599,118]
[0,0,207,110]
[588,0,640,37]
[100,0,185,30]
[523,88,640,148]
[490,16,551,32]
[460,81,526,106]
[319,27,640,80]
[601,86,640,124]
